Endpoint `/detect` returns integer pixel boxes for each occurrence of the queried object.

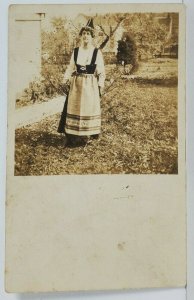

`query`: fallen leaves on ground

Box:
[15,79,178,175]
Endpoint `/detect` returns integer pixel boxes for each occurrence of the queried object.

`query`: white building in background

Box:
[11,13,45,97]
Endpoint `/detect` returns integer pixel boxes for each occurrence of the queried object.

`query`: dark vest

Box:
[74,47,98,74]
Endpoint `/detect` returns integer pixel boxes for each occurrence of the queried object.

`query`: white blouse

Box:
[64,46,106,88]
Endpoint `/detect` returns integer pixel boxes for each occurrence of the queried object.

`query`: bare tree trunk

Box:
[99,36,109,49]
[99,18,125,49]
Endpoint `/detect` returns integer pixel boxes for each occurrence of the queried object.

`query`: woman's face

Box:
[81,30,92,44]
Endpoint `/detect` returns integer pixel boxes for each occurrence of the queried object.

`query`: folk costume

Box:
[58,19,105,138]
[64,46,105,136]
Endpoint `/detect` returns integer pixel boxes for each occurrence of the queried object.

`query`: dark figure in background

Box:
[117,35,136,73]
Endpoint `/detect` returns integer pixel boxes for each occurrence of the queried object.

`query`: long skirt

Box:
[65,74,101,136]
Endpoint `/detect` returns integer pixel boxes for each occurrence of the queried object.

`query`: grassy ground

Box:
[15,78,178,175]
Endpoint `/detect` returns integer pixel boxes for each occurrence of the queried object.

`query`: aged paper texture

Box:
[6,3,186,292]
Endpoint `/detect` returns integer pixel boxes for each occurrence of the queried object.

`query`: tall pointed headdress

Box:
[79,18,95,37]
[86,18,94,29]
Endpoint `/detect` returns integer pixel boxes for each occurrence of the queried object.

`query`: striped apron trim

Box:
[66,113,101,121]
[66,124,101,131]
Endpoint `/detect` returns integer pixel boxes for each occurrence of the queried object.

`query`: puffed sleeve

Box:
[96,50,106,88]
[64,51,75,81]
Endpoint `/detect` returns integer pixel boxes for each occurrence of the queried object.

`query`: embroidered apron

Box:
[65,47,101,136]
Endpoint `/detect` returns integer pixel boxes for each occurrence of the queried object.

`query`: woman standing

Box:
[59,19,105,145]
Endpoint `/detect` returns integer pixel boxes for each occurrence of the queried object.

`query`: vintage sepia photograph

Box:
[6,4,186,293]
[12,5,179,175]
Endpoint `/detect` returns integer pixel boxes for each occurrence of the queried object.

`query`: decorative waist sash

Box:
[76,63,97,74]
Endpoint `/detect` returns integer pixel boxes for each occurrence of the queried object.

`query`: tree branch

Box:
[99,25,108,37]
[99,17,125,49]
[99,35,110,49]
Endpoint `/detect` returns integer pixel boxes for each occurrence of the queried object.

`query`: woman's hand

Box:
[62,79,70,95]
[64,79,70,86]
[98,86,104,97]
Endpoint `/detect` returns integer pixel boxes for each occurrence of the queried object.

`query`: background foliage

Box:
[16,13,171,107]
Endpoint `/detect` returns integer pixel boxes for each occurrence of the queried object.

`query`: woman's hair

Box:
[79,26,94,38]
